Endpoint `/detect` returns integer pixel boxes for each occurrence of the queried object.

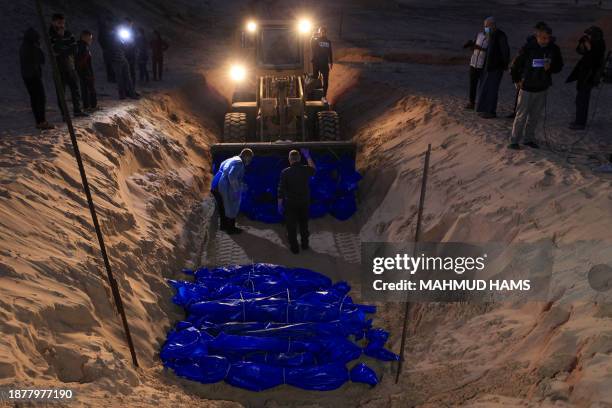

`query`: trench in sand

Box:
[157,66,515,406]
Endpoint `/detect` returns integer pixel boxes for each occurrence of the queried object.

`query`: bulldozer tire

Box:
[223,113,248,143]
[317,111,340,141]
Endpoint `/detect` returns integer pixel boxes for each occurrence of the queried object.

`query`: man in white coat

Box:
[211,148,254,234]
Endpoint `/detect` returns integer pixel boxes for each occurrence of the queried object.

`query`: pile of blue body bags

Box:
[161,263,399,391]
[214,152,362,224]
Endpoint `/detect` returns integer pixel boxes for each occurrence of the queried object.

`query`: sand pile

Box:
[328,62,612,406]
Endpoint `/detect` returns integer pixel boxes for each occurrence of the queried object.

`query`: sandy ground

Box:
[1,0,612,407]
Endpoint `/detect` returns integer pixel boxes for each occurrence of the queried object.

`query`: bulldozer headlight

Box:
[246,20,257,33]
[297,18,312,34]
[229,64,247,82]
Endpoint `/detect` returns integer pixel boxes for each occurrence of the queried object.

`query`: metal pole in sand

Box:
[395,144,431,384]
[34,0,139,368]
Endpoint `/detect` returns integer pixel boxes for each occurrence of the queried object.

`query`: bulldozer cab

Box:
[254,23,304,71]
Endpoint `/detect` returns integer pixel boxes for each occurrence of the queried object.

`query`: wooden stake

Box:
[35,0,139,368]
[395,144,431,383]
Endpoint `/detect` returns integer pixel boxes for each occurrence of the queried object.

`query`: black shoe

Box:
[290,246,300,254]
[523,141,540,149]
[569,123,586,130]
[301,242,309,250]
[74,111,89,117]
[227,227,243,235]
[479,112,497,119]
[507,143,520,150]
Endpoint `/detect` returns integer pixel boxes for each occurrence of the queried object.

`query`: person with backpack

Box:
[566,26,607,130]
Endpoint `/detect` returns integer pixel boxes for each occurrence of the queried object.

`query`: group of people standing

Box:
[19,12,169,130]
[464,17,607,150]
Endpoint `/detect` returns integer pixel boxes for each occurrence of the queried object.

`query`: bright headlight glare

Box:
[246,21,257,33]
[118,27,131,41]
[229,65,246,81]
[297,19,312,34]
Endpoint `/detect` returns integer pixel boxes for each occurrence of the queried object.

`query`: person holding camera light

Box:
[566,26,606,130]
[109,24,139,100]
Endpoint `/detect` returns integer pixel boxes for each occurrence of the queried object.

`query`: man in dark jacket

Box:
[20,28,54,130]
[278,149,316,254]
[49,13,88,119]
[76,30,97,111]
[311,27,333,104]
[509,24,563,149]
[476,17,510,118]
[97,16,116,83]
[566,26,606,130]
[123,18,137,87]
[136,27,149,83]
[151,30,168,81]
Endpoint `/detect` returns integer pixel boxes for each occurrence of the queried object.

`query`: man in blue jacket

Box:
[509,23,563,150]
[211,149,254,234]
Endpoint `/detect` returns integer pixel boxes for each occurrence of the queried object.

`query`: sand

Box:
[1,0,612,406]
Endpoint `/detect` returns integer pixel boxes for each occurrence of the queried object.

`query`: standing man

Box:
[76,30,97,112]
[509,23,563,150]
[97,16,116,83]
[476,16,510,118]
[20,28,54,130]
[136,27,150,83]
[463,22,489,110]
[110,25,139,100]
[311,27,333,104]
[49,13,88,119]
[277,149,316,254]
[123,18,137,87]
[211,149,254,235]
[566,26,606,130]
[151,30,168,81]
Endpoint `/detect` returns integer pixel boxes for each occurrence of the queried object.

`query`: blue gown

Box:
[211,156,245,219]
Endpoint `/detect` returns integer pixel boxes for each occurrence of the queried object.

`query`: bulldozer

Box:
[212,17,355,161]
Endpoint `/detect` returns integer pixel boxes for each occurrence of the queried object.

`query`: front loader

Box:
[212,18,355,164]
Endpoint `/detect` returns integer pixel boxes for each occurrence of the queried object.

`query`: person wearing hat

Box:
[566,26,607,130]
[509,23,563,150]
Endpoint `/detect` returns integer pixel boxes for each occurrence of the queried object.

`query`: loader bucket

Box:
[211,141,360,223]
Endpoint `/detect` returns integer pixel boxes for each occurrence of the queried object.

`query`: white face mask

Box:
[484,27,492,34]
